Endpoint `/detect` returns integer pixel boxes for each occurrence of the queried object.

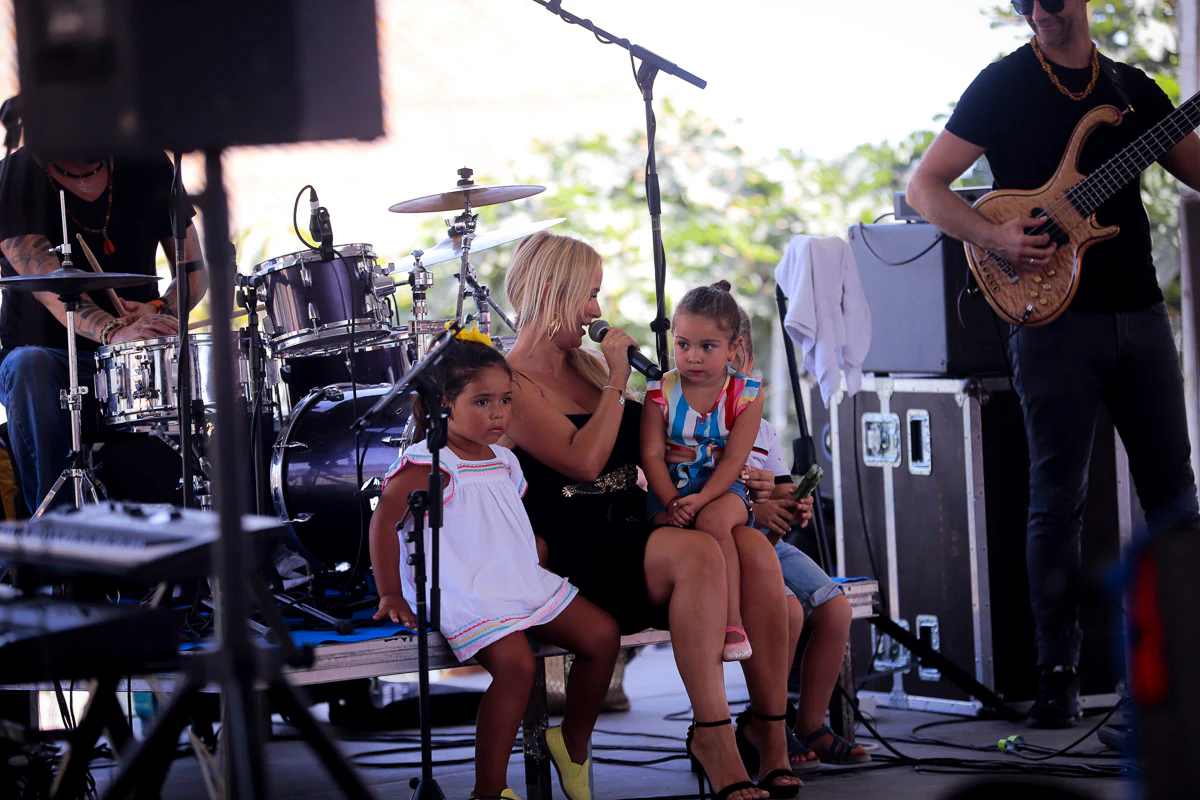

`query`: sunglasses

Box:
[1012,0,1065,14]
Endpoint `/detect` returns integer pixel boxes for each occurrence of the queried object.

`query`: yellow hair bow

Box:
[447,323,493,347]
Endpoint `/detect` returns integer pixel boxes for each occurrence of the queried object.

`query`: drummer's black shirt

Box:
[945,44,1176,312]
[0,148,190,352]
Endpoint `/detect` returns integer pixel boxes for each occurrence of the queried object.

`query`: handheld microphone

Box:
[588,320,664,381]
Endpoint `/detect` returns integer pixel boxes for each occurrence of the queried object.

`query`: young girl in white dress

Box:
[369,334,620,800]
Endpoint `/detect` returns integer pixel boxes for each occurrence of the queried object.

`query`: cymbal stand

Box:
[461,267,517,337]
[34,191,102,516]
[448,168,478,325]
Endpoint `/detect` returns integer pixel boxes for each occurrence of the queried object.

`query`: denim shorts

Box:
[772,538,842,615]
[646,466,753,522]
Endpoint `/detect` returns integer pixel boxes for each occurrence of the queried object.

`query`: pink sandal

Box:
[722,626,752,662]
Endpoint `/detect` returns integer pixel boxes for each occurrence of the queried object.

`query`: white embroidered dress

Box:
[383,440,577,661]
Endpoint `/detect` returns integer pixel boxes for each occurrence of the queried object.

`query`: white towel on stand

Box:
[775,235,872,407]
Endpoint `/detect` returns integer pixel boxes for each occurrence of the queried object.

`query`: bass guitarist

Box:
[907,0,1200,729]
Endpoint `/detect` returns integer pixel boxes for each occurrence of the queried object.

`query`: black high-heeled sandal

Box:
[685,718,761,800]
[733,708,802,799]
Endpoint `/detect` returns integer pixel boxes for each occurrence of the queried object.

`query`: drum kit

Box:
[2,167,558,579]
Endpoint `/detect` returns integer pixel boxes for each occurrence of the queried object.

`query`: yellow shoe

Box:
[545,725,592,800]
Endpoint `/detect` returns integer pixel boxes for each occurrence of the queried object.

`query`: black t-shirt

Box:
[946,44,1175,312]
[0,148,192,352]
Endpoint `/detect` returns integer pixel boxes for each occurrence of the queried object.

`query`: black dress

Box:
[514,400,670,635]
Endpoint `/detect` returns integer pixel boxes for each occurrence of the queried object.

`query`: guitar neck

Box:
[1068,91,1200,216]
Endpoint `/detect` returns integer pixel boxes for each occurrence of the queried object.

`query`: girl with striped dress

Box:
[369,335,619,800]
[642,281,765,663]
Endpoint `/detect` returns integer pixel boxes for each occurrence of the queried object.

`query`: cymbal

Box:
[389,184,546,214]
[0,267,160,295]
[408,218,566,269]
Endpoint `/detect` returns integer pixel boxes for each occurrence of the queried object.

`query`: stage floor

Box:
[92,644,1131,799]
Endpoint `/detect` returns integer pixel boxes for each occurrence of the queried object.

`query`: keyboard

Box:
[0,502,286,581]
[0,596,178,682]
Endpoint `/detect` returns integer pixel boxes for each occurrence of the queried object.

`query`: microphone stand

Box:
[405,398,449,800]
[349,327,457,799]
[351,321,462,434]
[528,0,706,370]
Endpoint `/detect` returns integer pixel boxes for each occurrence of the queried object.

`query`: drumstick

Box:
[75,233,127,316]
[188,306,254,331]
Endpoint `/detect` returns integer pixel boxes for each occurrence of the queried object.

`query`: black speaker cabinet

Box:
[13,0,384,153]
[848,222,1006,376]
[831,375,1139,713]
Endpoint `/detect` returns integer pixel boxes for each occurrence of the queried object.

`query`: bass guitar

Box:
[965,93,1200,326]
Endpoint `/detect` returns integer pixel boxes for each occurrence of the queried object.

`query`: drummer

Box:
[0,147,208,513]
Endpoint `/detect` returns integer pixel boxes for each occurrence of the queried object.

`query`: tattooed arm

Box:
[0,234,178,343]
[159,224,208,314]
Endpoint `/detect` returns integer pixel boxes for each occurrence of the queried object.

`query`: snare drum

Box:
[280,329,413,405]
[271,383,410,571]
[252,244,395,357]
[94,332,278,429]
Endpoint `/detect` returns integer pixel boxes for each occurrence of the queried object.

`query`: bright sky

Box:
[0,0,1031,261]
[512,0,1028,160]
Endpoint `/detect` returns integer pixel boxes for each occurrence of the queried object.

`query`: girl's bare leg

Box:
[535,596,621,764]
[695,493,751,645]
[472,634,537,797]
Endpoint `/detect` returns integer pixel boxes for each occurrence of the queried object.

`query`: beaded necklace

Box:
[44,159,117,256]
[1032,37,1100,102]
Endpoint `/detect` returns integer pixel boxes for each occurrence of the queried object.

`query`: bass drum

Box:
[270,383,410,572]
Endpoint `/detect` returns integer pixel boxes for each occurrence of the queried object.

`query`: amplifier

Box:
[848,221,1006,376]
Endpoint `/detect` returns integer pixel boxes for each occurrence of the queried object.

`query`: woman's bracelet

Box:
[601,385,625,405]
[99,318,127,346]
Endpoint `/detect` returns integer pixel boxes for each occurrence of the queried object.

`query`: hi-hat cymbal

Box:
[408,218,566,269]
[0,267,160,295]
[389,184,546,214]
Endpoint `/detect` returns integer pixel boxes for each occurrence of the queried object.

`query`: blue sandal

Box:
[795,724,871,764]
[784,725,822,770]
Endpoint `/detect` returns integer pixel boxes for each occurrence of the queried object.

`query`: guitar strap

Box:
[1098,53,1134,114]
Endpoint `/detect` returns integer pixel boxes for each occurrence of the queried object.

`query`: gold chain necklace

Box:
[1032,37,1100,101]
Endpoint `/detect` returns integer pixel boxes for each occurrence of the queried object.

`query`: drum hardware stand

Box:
[171,150,198,511]
[531,0,706,369]
[407,250,436,360]
[237,274,270,515]
[34,192,104,516]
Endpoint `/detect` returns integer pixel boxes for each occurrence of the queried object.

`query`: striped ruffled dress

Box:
[383,440,577,661]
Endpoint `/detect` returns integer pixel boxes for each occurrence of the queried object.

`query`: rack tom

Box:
[252,244,396,357]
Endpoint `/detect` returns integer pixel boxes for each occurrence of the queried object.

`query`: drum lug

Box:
[274,440,309,452]
[95,368,109,402]
[300,264,313,288]
[371,271,397,300]
[308,302,321,328]
[287,512,314,524]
